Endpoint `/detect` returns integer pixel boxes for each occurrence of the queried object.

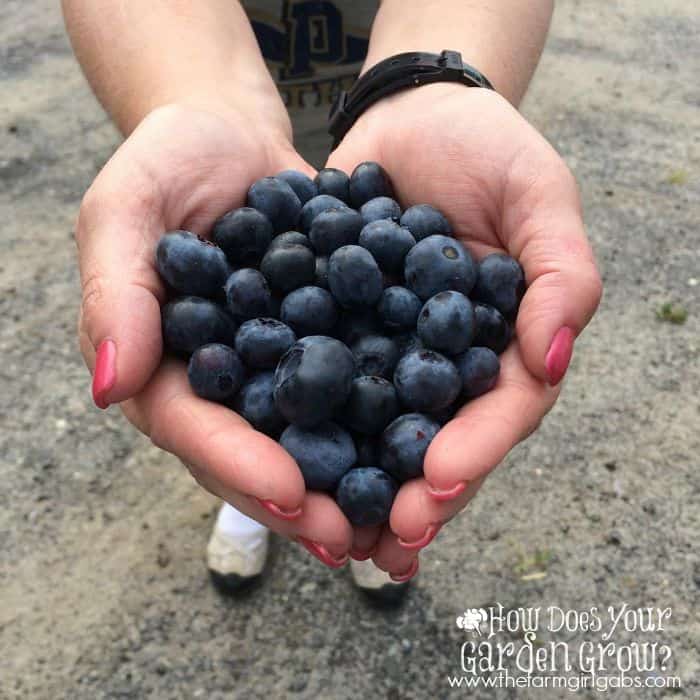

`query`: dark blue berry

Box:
[234,318,296,369]
[276,169,318,205]
[231,371,286,438]
[260,243,315,294]
[299,194,349,233]
[360,196,401,225]
[280,286,339,337]
[333,309,384,346]
[404,235,477,300]
[342,376,400,435]
[393,349,461,412]
[246,176,301,234]
[187,343,244,402]
[454,347,500,399]
[268,231,313,251]
[377,286,422,331]
[280,422,356,491]
[211,208,273,267]
[274,336,355,428]
[156,231,230,299]
[354,434,380,467]
[380,413,440,482]
[473,303,512,355]
[314,168,350,203]
[417,291,475,354]
[471,253,526,321]
[393,331,424,357]
[349,162,394,209]
[225,268,273,321]
[358,220,415,275]
[400,204,451,241]
[328,245,383,309]
[162,296,237,356]
[335,467,398,526]
[351,335,400,379]
[315,256,329,289]
[308,207,363,255]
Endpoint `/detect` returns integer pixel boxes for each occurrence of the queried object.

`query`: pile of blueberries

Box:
[156,162,525,527]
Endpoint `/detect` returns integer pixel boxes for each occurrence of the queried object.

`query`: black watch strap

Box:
[328,50,494,148]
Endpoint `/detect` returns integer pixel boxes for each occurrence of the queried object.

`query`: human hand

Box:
[328,85,602,578]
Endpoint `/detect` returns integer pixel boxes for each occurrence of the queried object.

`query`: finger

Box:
[371,528,420,582]
[350,525,383,561]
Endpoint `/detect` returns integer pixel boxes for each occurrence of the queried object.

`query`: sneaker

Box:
[350,558,411,605]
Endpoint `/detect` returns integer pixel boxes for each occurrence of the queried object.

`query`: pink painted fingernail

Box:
[390,558,419,583]
[545,326,575,386]
[349,544,378,562]
[428,481,467,502]
[398,523,442,551]
[296,537,348,569]
[92,339,117,409]
[255,498,303,521]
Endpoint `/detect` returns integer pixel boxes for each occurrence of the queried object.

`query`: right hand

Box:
[77,103,353,566]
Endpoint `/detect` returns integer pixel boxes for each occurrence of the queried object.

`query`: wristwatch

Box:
[328,50,495,148]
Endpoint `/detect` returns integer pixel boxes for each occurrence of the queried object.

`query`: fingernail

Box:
[390,558,419,583]
[349,544,378,562]
[296,537,348,569]
[545,326,575,386]
[398,523,442,551]
[428,481,467,502]
[92,339,117,409]
[255,498,303,521]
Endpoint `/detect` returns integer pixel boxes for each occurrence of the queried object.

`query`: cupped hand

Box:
[327,85,602,577]
[77,103,353,563]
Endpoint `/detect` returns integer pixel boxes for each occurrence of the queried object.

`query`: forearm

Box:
[61,0,289,137]
[368,0,554,105]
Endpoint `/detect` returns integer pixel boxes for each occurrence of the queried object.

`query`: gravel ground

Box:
[1,1,698,698]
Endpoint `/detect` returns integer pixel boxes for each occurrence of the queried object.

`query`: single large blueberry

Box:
[335,467,398,527]
[360,196,402,225]
[231,371,287,438]
[471,253,526,321]
[299,194,349,233]
[280,421,356,491]
[276,169,318,205]
[377,286,422,331]
[156,231,230,299]
[473,303,513,355]
[225,268,274,321]
[351,335,400,379]
[333,309,384,346]
[393,349,461,412]
[162,296,237,356]
[380,413,440,482]
[309,207,364,255]
[187,343,244,402]
[454,347,500,399]
[234,318,296,369]
[211,208,273,268]
[417,291,475,354]
[314,168,350,203]
[341,376,400,435]
[404,235,477,300]
[260,243,316,294]
[273,336,355,427]
[400,204,451,241]
[358,220,415,275]
[246,176,301,234]
[348,162,394,209]
[280,286,339,337]
[328,245,383,309]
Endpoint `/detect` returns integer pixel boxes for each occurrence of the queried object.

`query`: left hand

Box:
[328,84,602,578]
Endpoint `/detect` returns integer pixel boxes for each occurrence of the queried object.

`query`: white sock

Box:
[216,502,269,539]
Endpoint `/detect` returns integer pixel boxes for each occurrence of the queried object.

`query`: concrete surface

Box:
[1,1,698,698]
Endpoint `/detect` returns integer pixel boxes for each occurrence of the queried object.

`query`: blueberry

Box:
[377,286,422,331]
[328,245,383,309]
[358,220,415,275]
[380,413,440,482]
[211,208,273,268]
[268,231,313,252]
[225,268,273,321]
[274,336,355,427]
[417,291,475,354]
[280,286,339,337]
[360,196,401,225]
[393,349,461,412]
[349,162,394,209]
[342,376,400,435]
[299,194,349,233]
[430,401,459,426]
[400,204,451,241]
[231,371,286,438]
[471,253,526,321]
[280,422,356,491]
[156,231,230,299]
[246,176,301,234]
[234,318,296,369]
[404,235,477,300]
[260,243,315,294]
[162,296,237,356]
[335,467,398,526]
[473,303,512,355]
[314,168,350,203]
[187,343,244,402]
[393,331,424,357]
[308,208,363,255]
[315,256,329,289]
[352,335,400,379]
[276,169,317,205]
[354,434,380,467]
[333,309,384,346]
[454,347,500,399]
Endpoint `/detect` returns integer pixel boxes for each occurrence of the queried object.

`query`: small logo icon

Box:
[456,608,488,635]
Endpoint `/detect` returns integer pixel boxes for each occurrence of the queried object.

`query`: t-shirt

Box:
[242,0,378,165]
